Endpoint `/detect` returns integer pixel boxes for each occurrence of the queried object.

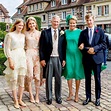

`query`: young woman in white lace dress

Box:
[24,17,41,103]
[3,19,27,108]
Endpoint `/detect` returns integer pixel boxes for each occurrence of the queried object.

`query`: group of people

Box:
[3,14,106,108]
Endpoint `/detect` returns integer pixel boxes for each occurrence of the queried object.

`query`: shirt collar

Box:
[88,26,94,30]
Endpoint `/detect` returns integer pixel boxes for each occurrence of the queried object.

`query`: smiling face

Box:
[69,19,77,30]
[15,21,24,32]
[28,20,36,30]
[51,17,60,29]
[85,16,94,28]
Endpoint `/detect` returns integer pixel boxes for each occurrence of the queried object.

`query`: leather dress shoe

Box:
[95,99,100,106]
[56,99,62,104]
[83,98,91,105]
[46,99,52,105]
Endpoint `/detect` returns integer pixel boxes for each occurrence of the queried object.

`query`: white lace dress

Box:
[3,32,27,89]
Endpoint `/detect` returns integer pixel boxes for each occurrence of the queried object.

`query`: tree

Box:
[0,22,6,31]
[25,16,41,31]
[0,31,7,42]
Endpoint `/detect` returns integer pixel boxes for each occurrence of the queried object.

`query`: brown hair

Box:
[85,14,94,20]
[10,19,24,32]
[25,17,38,31]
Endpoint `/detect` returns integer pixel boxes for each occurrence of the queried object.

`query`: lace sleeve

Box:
[4,33,12,58]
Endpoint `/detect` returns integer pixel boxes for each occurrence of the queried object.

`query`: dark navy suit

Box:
[78,27,106,100]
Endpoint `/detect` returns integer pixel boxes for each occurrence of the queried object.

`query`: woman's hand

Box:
[62,60,66,67]
[40,60,46,67]
[79,43,84,50]
[8,58,14,70]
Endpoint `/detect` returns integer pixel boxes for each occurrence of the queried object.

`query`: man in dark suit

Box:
[39,15,66,105]
[78,14,106,106]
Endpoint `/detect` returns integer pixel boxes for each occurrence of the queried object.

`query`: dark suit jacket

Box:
[39,28,66,78]
[78,27,106,64]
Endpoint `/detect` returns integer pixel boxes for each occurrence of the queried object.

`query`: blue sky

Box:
[0,0,23,16]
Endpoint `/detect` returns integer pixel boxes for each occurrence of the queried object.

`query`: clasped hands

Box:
[79,43,95,54]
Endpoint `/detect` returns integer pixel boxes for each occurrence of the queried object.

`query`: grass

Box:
[0,48,6,75]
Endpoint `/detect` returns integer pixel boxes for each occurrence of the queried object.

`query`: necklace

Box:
[29,30,35,37]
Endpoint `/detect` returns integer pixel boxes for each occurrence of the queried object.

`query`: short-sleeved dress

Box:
[25,30,41,81]
[62,29,85,80]
[3,32,27,89]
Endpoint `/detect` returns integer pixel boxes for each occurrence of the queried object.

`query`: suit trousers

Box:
[45,57,62,101]
[83,57,101,100]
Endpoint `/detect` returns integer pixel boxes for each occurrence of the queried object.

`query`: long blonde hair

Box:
[10,19,24,32]
[25,17,38,31]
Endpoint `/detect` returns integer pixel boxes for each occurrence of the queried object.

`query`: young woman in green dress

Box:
[62,15,85,102]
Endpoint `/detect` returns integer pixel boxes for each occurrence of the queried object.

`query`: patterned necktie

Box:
[89,29,92,44]
[54,30,57,40]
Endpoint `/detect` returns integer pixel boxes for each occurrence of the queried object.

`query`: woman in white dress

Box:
[3,19,27,108]
[24,17,41,103]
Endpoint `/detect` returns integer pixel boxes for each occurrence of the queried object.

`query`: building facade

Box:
[84,0,111,33]
[0,4,10,23]
[12,0,111,33]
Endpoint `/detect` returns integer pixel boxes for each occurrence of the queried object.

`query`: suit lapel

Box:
[91,27,97,45]
[86,28,89,43]
[48,28,52,45]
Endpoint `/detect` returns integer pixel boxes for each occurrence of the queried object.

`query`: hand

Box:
[79,43,84,50]
[40,79,46,86]
[40,60,46,67]
[8,58,14,70]
[62,60,66,67]
[87,48,95,54]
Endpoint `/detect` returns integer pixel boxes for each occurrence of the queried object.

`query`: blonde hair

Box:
[69,16,77,23]
[25,16,38,31]
[10,19,24,32]
[85,14,94,20]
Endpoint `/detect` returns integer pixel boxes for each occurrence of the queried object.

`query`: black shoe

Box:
[56,99,62,104]
[46,99,52,105]
[95,99,100,106]
[83,98,91,105]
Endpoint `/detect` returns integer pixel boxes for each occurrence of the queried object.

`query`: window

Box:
[61,0,67,5]
[104,5,109,15]
[18,9,21,14]
[86,6,92,11]
[2,18,5,22]
[40,3,42,9]
[42,15,46,22]
[62,11,66,20]
[36,4,38,10]
[72,0,76,2]
[28,6,31,12]
[51,0,56,7]
[51,13,55,18]
[72,9,75,15]
[31,5,34,11]
[97,6,102,16]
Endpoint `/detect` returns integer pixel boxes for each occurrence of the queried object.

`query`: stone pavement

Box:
[0,69,111,111]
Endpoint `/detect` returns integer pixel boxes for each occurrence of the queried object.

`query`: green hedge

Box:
[0,48,6,75]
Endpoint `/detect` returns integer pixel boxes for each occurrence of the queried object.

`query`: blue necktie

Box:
[89,29,92,44]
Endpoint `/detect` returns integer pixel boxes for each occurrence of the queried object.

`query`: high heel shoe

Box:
[66,93,73,101]
[35,100,39,104]
[74,94,79,103]
[19,101,26,107]
[14,104,20,109]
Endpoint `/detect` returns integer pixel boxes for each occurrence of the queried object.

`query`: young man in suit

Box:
[78,14,106,106]
[39,15,66,105]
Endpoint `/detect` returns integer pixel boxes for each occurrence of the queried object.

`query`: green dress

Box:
[62,29,85,80]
